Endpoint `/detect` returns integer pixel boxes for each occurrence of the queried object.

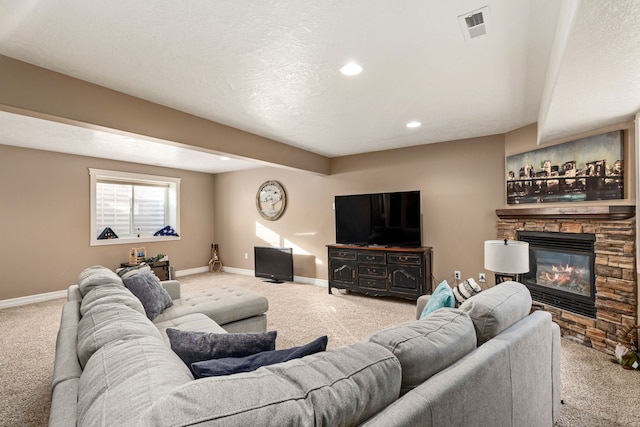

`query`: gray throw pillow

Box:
[116,263,152,279]
[122,271,173,320]
[166,329,277,368]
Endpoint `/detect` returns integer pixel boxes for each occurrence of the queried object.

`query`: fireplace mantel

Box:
[496,205,635,220]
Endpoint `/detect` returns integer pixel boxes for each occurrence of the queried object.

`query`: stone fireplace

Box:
[496,205,637,355]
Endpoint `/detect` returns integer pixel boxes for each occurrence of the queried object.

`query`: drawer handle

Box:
[367,256,375,261]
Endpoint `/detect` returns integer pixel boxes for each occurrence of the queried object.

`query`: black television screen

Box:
[254,246,294,283]
[334,191,421,247]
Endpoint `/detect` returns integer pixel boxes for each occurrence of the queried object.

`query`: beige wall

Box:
[2,118,633,301]
[0,144,216,300]
[214,134,506,288]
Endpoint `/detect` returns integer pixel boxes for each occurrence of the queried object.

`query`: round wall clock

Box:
[256,180,287,220]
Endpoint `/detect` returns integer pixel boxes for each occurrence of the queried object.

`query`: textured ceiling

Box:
[0,0,639,173]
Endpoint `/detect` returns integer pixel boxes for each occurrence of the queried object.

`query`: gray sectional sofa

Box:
[49,266,561,426]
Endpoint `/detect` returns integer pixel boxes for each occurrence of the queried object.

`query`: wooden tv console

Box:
[327,245,433,301]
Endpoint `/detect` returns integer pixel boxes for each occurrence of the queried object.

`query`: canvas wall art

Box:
[506,130,624,204]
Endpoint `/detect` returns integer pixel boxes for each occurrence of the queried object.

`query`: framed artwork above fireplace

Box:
[506,130,624,204]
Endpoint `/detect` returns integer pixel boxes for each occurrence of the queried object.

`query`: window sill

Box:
[90,236,180,247]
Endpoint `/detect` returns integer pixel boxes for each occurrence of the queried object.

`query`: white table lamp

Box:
[484,239,529,283]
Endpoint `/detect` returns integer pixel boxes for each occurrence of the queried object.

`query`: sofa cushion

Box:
[452,278,482,306]
[77,303,162,368]
[77,266,123,297]
[79,284,145,317]
[138,342,401,426]
[153,286,268,326]
[122,270,173,320]
[419,280,455,319]
[78,335,193,426]
[191,335,328,378]
[368,308,476,393]
[167,328,277,367]
[459,281,532,345]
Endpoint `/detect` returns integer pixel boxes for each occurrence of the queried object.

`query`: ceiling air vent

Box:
[458,6,491,41]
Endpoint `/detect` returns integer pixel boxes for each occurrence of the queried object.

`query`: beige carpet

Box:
[0,271,638,426]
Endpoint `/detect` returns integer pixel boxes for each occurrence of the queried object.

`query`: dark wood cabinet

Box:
[327,245,432,300]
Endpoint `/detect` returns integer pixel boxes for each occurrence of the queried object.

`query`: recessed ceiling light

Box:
[220,156,230,161]
[340,62,363,76]
[406,121,421,128]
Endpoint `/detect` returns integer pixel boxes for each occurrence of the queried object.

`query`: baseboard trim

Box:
[0,267,329,309]
[221,266,327,287]
[0,290,67,310]
[173,266,210,277]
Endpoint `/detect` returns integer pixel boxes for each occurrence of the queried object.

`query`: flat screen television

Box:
[334,190,421,247]
[254,246,294,283]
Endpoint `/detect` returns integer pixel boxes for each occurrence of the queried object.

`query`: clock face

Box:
[256,180,286,220]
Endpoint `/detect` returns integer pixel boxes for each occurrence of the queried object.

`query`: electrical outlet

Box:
[479,273,486,282]
[454,270,461,280]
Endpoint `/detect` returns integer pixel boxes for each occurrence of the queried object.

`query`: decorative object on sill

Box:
[97,227,118,239]
[154,225,179,236]
[505,129,624,205]
[484,239,529,284]
[129,247,147,265]
[256,180,286,221]
[209,243,223,273]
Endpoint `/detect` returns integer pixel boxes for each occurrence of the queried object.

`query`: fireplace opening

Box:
[518,231,596,318]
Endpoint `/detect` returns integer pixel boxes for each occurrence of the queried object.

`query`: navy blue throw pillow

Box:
[191,335,328,378]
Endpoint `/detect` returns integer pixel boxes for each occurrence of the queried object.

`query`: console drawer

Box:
[329,249,357,260]
[358,277,387,289]
[357,252,386,264]
[358,265,387,278]
[388,253,422,265]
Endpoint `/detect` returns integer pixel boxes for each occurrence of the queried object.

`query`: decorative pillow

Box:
[419,280,455,319]
[166,329,277,368]
[122,271,173,320]
[116,263,152,279]
[191,336,328,378]
[453,278,482,306]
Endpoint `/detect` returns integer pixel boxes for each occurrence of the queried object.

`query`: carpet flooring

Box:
[0,271,638,426]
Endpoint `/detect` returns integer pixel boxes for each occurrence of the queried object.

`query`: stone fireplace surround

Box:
[496,205,637,355]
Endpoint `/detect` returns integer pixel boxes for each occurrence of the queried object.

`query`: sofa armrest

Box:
[416,294,431,320]
[161,280,181,300]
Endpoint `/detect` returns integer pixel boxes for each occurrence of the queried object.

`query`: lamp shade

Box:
[484,240,529,274]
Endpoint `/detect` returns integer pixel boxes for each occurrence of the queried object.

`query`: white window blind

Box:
[90,169,180,246]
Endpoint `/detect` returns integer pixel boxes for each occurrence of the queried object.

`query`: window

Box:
[90,169,180,246]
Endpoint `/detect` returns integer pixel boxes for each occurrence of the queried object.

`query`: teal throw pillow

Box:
[419,280,455,319]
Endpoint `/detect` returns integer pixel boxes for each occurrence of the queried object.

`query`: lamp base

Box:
[495,273,520,284]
